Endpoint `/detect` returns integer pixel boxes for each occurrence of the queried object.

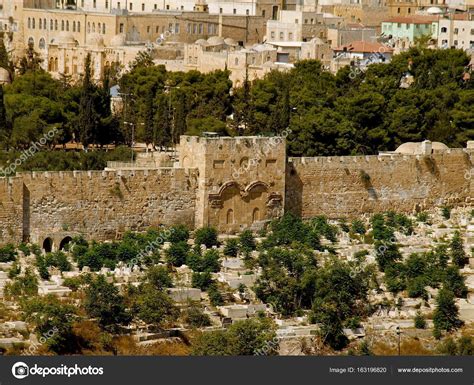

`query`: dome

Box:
[110,33,126,47]
[395,141,448,154]
[86,33,105,47]
[224,38,238,46]
[194,39,208,46]
[56,31,76,45]
[0,68,11,84]
[426,6,443,14]
[207,36,225,46]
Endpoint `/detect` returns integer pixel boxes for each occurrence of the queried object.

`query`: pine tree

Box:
[433,287,463,336]
[450,230,468,268]
[78,54,98,149]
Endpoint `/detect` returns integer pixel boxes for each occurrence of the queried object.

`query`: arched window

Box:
[28,37,34,46]
[55,20,58,30]
[39,18,42,29]
[226,209,234,224]
[102,23,105,34]
[98,22,101,33]
[88,22,90,33]
[234,57,239,65]
[77,21,81,32]
[66,20,69,31]
[42,238,53,253]
[32,18,35,29]
[54,57,58,71]
[44,19,46,29]
[92,22,95,33]
[48,57,54,71]
[50,19,53,30]
[61,20,65,31]
[73,21,76,32]
[39,37,45,49]
[252,208,260,223]
[28,18,31,29]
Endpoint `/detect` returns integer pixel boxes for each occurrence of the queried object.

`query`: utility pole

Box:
[396,326,401,355]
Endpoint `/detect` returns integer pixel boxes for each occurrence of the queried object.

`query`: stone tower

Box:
[178,135,286,233]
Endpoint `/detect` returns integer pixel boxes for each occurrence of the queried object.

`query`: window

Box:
[50,19,53,30]
[441,27,447,33]
[28,17,31,29]
[142,3,145,10]
[397,7,400,13]
[92,22,95,32]
[119,23,124,33]
[262,10,265,16]
[233,8,236,14]
[39,18,42,29]
[471,29,474,35]
[61,20,64,31]
[408,7,411,13]
[198,23,203,33]
[93,0,96,7]
[289,32,293,40]
[454,40,458,45]
[181,4,183,9]
[73,21,76,32]
[67,20,70,31]
[32,18,35,29]
[234,57,239,65]
[28,37,34,46]
[193,24,197,34]
[166,4,169,9]
[246,9,249,15]
[295,19,298,24]
[77,21,80,32]
[175,23,179,33]
[270,31,275,39]
[454,28,458,35]
[279,31,283,40]
[187,23,191,33]
[117,1,121,8]
[129,2,133,10]
[154,4,157,9]
[470,41,474,48]
[55,20,58,30]
[39,37,45,49]
[105,0,108,7]
[219,7,222,13]
[226,209,234,225]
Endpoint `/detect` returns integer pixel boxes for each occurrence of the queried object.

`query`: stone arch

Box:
[182,155,191,168]
[59,236,72,250]
[43,237,53,253]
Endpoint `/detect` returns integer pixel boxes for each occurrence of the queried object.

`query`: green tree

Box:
[450,231,468,268]
[433,287,463,335]
[84,275,131,330]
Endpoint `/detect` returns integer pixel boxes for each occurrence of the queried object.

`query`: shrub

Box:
[0,244,17,263]
[416,211,429,223]
[414,311,426,329]
[191,272,213,290]
[183,304,211,328]
[351,219,366,235]
[168,225,190,243]
[194,227,219,248]
[441,206,451,220]
[223,239,239,257]
[165,241,189,267]
[239,230,256,253]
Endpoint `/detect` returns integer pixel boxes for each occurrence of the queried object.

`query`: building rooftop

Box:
[382,16,439,24]
[334,41,394,53]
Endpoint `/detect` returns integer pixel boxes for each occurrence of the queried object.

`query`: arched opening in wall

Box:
[226,209,234,224]
[43,237,53,253]
[59,236,72,251]
[252,207,260,223]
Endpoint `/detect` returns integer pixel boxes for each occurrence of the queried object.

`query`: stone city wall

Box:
[286,149,474,219]
[0,168,198,246]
